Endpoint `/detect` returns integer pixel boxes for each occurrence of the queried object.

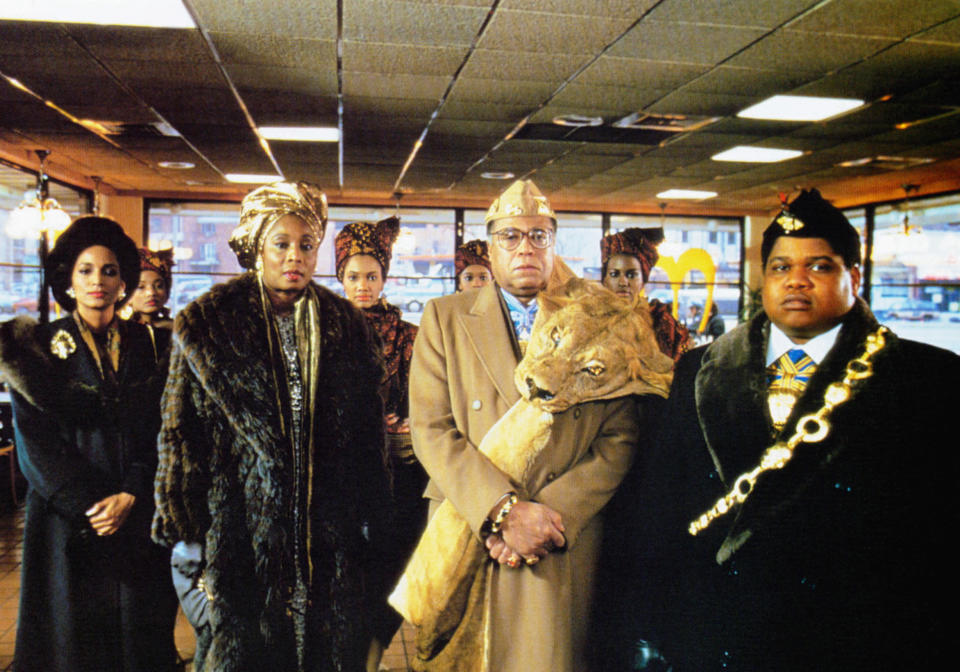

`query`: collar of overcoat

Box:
[455,283,522,408]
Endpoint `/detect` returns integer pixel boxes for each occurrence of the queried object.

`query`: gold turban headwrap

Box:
[229,181,328,270]
[484,179,556,231]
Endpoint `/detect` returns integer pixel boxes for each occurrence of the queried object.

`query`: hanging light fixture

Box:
[4,150,72,239]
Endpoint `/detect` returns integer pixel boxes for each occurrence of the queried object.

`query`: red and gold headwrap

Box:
[600,227,665,283]
[455,239,490,278]
[138,247,174,288]
[229,181,328,270]
[334,216,400,281]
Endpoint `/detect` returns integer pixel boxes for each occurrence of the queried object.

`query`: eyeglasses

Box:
[491,227,554,251]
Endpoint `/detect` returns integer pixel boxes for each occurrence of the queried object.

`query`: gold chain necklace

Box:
[688,326,888,537]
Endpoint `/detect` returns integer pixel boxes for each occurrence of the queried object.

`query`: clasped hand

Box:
[85,492,136,536]
[486,500,565,567]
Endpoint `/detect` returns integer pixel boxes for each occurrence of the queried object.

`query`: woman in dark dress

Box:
[334,217,426,671]
[0,216,176,672]
[126,247,175,359]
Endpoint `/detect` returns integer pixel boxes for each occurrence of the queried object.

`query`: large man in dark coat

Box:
[633,189,960,671]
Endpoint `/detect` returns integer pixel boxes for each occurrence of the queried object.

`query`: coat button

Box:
[546,472,556,482]
[472,399,482,410]
[573,408,581,419]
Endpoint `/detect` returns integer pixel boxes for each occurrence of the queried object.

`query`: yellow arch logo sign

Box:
[655,248,716,333]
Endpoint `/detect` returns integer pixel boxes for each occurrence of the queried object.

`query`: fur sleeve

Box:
[152,327,211,547]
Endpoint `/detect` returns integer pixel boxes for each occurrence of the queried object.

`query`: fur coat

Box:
[0,315,176,672]
[152,273,392,672]
[631,299,960,672]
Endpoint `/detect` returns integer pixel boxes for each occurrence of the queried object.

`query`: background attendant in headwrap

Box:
[152,181,392,672]
[334,217,426,671]
[600,227,691,360]
[629,189,960,672]
[127,247,175,360]
[455,239,492,291]
[0,216,177,672]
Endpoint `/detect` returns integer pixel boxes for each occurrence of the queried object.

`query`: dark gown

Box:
[0,315,176,672]
[361,298,428,645]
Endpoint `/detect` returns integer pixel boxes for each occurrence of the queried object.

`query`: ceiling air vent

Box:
[612,112,718,132]
[837,155,934,170]
[515,112,718,145]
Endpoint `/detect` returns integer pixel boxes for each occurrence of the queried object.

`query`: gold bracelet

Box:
[489,493,518,534]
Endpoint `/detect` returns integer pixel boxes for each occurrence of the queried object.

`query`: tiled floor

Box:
[0,500,414,671]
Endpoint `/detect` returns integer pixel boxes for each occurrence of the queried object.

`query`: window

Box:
[0,161,88,319]
[848,194,960,354]
[611,214,742,342]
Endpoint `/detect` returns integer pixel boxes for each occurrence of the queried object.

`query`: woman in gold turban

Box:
[153,181,393,672]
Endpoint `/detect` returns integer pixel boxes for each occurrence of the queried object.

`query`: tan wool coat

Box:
[409,283,643,672]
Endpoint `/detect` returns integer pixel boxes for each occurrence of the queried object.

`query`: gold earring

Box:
[118,290,127,301]
[255,257,264,275]
[66,287,76,298]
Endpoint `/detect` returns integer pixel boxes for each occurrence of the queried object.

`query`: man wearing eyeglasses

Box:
[407,180,640,671]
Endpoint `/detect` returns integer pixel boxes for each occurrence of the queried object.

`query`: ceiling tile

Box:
[478,10,635,54]
[343,43,469,76]
[609,19,767,64]
[190,0,338,40]
[210,34,336,69]
[459,49,592,82]
[787,0,960,39]
[344,0,489,47]
[726,31,894,74]
[576,56,710,89]
[645,0,817,29]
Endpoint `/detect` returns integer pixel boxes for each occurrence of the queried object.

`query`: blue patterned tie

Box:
[766,349,816,433]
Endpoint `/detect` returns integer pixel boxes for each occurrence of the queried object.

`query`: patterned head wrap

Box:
[138,247,175,288]
[600,227,665,283]
[484,179,557,231]
[455,239,491,278]
[229,181,328,270]
[761,188,861,267]
[334,216,401,281]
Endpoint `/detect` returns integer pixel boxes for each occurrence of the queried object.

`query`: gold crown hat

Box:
[229,181,328,269]
[484,179,557,230]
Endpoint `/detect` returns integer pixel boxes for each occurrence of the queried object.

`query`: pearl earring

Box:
[118,290,127,302]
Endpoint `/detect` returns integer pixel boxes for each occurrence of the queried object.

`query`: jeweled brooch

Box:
[50,329,77,359]
[776,213,804,232]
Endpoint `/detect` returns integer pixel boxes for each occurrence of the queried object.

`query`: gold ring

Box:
[507,556,519,568]
[524,557,537,566]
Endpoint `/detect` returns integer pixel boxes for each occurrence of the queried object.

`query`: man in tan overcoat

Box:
[409,180,648,672]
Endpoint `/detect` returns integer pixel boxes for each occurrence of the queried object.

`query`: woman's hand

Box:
[85,492,136,536]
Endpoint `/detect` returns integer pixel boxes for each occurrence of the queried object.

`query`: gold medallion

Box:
[776,213,804,232]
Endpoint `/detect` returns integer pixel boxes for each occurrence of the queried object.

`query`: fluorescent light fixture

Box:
[258,126,340,142]
[656,189,718,200]
[738,95,864,122]
[0,0,195,28]
[712,146,803,163]
[480,171,515,180]
[225,173,283,184]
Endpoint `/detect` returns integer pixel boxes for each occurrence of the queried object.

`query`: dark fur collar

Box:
[693,299,887,560]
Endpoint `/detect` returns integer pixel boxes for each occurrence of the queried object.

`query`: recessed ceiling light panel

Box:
[712,146,803,163]
[738,95,864,122]
[656,189,718,200]
[258,126,340,142]
[0,0,195,28]
[480,171,515,180]
[158,161,195,169]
